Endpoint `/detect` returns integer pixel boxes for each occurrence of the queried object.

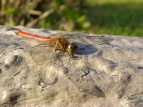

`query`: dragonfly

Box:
[14,30,78,58]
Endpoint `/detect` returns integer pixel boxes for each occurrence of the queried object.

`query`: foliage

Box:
[1,0,143,37]
[0,0,90,31]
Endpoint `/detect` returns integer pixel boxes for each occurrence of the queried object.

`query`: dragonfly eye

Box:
[67,43,78,54]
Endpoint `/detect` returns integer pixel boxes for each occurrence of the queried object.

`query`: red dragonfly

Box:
[14,30,78,57]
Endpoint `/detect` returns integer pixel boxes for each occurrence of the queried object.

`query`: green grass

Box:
[85,0,143,37]
[2,0,143,37]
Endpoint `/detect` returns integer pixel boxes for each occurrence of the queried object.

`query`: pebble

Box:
[20,84,31,89]
[4,55,23,67]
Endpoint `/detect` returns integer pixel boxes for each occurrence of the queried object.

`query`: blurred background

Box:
[1,0,143,37]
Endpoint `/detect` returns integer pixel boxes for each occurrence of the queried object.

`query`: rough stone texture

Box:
[0,25,143,107]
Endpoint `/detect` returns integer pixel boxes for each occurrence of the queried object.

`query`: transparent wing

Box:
[0,43,61,88]
[49,35,70,51]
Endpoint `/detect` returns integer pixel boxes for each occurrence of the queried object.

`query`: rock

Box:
[0,25,143,107]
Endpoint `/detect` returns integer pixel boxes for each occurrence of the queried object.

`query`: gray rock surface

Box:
[0,25,143,107]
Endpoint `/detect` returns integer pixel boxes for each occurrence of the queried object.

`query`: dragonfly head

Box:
[67,43,78,57]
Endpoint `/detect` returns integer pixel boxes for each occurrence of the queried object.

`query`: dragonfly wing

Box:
[0,44,61,87]
[50,35,70,51]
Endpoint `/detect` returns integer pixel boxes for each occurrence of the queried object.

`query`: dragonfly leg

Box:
[55,49,62,60]
[55,49,60,55]
[68,52,74,58]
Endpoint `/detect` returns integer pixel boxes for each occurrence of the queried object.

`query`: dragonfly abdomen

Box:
[14,30,51,42]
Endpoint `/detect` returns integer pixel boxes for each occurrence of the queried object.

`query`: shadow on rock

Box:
[75,42,98,55]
